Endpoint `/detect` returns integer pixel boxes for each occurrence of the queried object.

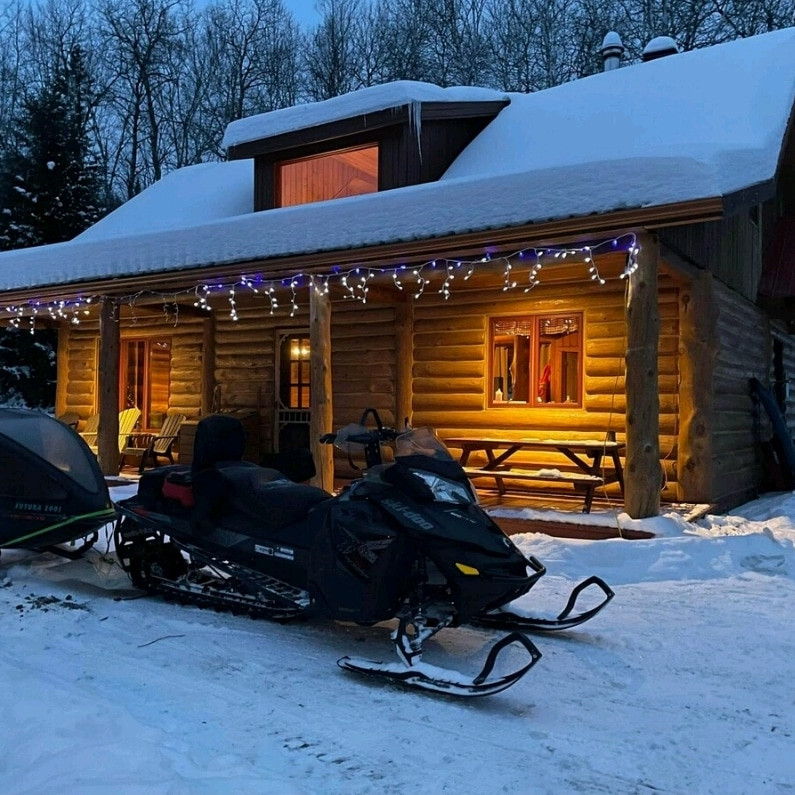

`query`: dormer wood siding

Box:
[225,100,509,212]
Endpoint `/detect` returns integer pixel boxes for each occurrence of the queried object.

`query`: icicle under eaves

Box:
[409,100,422,163]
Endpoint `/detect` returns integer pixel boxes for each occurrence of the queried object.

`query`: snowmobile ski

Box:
[338,631,542,697]
[473,575,614,632]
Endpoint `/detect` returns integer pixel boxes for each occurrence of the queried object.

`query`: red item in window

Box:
[538,364,551,402]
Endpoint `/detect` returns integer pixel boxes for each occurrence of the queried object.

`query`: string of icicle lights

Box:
[3,233,640,331]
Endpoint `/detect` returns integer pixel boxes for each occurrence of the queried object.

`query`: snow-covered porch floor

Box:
[475,491,712,540]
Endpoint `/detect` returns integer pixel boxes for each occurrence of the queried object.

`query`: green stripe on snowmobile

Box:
[3,507,118,547]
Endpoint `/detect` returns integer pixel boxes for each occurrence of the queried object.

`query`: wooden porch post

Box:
[624,232,662,518]
[201,315,216,416]
[54,321,69,418]
[309,286,333,492]
[677,269,716,502]
[395,299,414,431]
[97,298,121,475]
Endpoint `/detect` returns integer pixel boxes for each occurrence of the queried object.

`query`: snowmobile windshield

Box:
[0,410,102,494]
[394,427,455,462]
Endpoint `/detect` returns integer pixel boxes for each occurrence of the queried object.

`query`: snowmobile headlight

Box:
[455,562,480,576]
[408,470,475,504]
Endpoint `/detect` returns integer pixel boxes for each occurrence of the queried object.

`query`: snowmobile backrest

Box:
[191,414,247,473]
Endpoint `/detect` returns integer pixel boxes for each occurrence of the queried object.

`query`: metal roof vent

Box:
[642,35,680,61]
[599,31,625,71]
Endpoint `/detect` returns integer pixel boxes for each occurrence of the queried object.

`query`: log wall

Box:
[58,258,788,510]
[711,280,772,508]
[410,273,681,501]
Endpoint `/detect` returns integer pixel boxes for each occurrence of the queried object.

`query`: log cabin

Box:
[2,28,795,517]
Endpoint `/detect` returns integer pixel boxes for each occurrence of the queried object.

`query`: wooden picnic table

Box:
[444,436,625,512]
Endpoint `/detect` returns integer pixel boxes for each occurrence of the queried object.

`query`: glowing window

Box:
[489,314,582,407]
[279,333,311,409]
[276,144,378,207]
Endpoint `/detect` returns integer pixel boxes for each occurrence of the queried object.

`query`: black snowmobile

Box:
[0,408,117,558]
[114,410,613,697]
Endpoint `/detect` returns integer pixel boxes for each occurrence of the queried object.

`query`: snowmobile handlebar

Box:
[319,407,402,447]
[319,426,402,447]
[319,408,402,468]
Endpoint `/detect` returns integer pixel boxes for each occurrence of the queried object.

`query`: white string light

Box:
[1,234,640,329]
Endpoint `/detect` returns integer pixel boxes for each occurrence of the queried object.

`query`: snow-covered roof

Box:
[76,161,253,242]
[443,27,795,194]
[221,81,509,149]
[2,28,795,296]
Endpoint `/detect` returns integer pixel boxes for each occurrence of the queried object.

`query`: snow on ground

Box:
[1,484,794,794]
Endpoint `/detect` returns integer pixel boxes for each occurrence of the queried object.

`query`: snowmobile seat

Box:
[187,413,331,537]
[260,447,316,483]
[218,466,332,538]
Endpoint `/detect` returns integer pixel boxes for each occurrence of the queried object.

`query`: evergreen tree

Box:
[0,326,58,409]
[0,44,105,250]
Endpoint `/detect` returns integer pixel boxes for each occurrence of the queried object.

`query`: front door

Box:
[275,330,311,452]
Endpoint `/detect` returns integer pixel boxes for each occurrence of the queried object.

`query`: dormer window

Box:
[276,143,379,208]
[224,84,510,212]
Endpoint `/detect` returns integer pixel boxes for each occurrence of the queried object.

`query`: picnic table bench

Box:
[445,436,625,513]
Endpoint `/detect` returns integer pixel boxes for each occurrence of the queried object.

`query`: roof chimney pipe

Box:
[600,31,625,71]
[642,35,680,61]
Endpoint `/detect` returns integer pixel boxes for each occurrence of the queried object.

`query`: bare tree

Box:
[20,0,97,87]
[99,0,187,196]
[0,1,26,149]
[200,0,302,154]
[488,0,601,91]
[611,0,726,59]
[303,0,369,100]
[711,0,795,38]
[421,0,495,86]
[368,0,436,82]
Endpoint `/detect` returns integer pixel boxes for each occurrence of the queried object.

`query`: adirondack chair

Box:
[79,413,100,439]
[56,411,80,429]
[121,412,186,473]
[81,408,141,456]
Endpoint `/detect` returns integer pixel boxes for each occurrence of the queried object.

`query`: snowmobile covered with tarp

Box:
[0,408,117,557]
[114,410,613,698]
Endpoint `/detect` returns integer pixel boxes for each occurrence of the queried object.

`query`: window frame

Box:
[487,312,584,409]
